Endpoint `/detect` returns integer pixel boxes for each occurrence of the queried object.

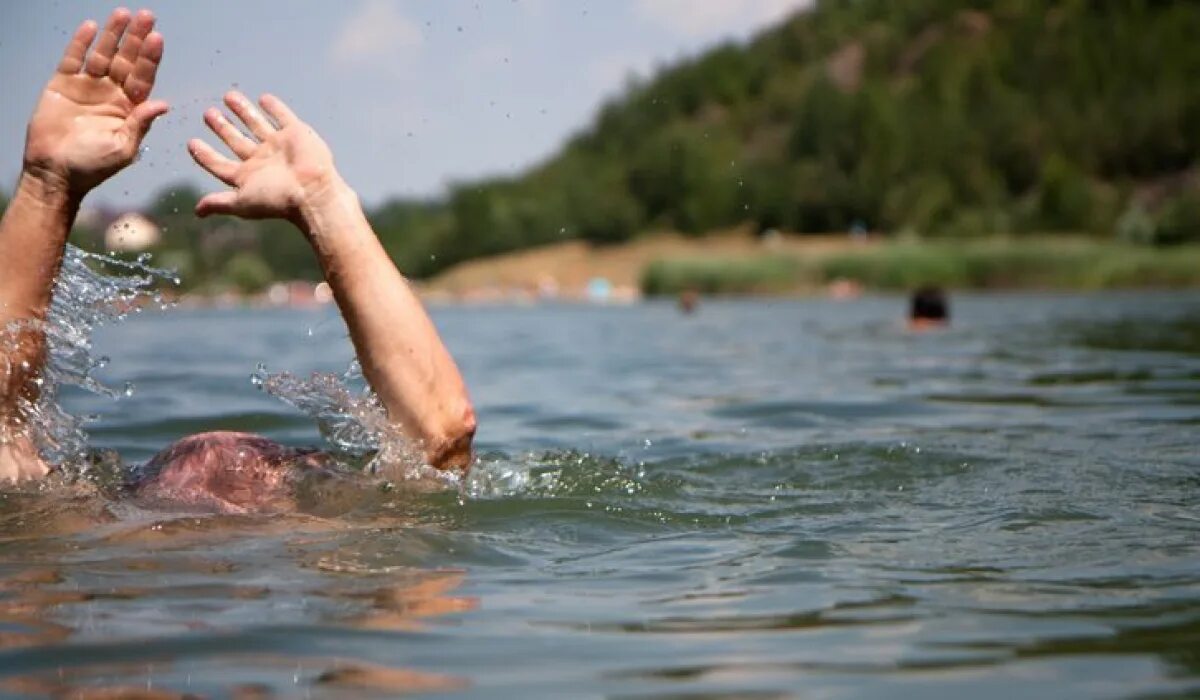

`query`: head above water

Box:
[128,431,336,514]
[909,286,949,328]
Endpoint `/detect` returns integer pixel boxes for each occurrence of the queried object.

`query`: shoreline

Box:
[420,231,1200,302]
[159,231,1200,307]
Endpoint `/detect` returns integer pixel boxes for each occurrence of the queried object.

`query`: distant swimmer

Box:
[0,9,475,512]
[678,289,699,314]
[909,285,950,330]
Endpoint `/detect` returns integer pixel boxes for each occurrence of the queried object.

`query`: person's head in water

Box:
[678,289,699,315]
[909,286,949,329]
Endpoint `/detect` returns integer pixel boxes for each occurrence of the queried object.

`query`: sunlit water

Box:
[1,287,1198,698]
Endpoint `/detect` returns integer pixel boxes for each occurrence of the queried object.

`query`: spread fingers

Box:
[225,91,276,140]
[204,107,257,160]
[122,30,163,103]
[258,94,300,128]
[110,9,155,85]
[84,8,131,77]
[58,20,99,74]
[187,139,239,186]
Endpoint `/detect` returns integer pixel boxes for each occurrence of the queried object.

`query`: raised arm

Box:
[187,92,476,471]
[0,9,167,481]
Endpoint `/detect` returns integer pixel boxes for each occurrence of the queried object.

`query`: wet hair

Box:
[910,286,949,321]
[127,431,334,514]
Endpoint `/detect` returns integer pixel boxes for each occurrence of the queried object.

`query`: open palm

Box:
[24,8,167,194]
[188,91,338,223]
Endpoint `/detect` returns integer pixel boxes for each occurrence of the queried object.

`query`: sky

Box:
[0,1,811,210]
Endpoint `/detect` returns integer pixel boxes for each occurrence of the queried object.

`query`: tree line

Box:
[5,0,1198,292]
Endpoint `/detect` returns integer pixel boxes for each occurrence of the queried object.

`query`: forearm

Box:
[0,172,79,424]
[298,179,476,469]
[0,172,78,323]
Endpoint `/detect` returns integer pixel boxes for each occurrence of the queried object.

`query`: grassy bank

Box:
[642,256,802,295]
[641,239,1200,295]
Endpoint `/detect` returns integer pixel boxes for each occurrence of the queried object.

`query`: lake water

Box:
[1,293,1198,698]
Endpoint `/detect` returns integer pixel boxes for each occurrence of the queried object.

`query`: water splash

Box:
[252,365,669,501]
[462,451,647,500]
[251,361,442,483]
[0,245,175,472]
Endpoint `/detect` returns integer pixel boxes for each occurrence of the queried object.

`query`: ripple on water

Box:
[2,293,1200,697]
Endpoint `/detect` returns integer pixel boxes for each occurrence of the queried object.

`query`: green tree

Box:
[223,251,273,294]
[114,0,1200,279]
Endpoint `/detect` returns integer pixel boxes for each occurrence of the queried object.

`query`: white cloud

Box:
[330,0,424,67]
[634,0,813,38]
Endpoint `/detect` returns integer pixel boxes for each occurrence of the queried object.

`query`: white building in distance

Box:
[105,213,161,253]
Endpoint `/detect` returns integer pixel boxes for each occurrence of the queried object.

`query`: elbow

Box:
[426,401,477,472]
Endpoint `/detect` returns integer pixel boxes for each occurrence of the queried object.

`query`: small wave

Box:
[463,450,651,500]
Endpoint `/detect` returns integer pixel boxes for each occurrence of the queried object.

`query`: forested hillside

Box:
[9,0,1199,291]
[391,0,1200,276]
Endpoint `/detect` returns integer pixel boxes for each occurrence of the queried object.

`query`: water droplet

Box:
[250,362,268,388]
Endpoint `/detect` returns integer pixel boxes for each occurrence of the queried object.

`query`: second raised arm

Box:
[187,92,476,471]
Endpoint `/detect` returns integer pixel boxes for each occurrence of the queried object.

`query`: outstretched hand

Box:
[23,8,168,196]
[188,91,340,224]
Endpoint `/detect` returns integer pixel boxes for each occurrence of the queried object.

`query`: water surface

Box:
[1,293,1198,698]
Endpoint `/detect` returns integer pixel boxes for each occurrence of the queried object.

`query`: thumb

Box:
[195,191,239,218]
[125,99,170,144]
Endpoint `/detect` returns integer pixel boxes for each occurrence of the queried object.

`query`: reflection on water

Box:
[0,293,1197,697]
[0,511,475,697]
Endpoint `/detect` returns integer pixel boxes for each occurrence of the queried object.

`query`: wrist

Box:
[295,173,360,237]
[17,166,83,211]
